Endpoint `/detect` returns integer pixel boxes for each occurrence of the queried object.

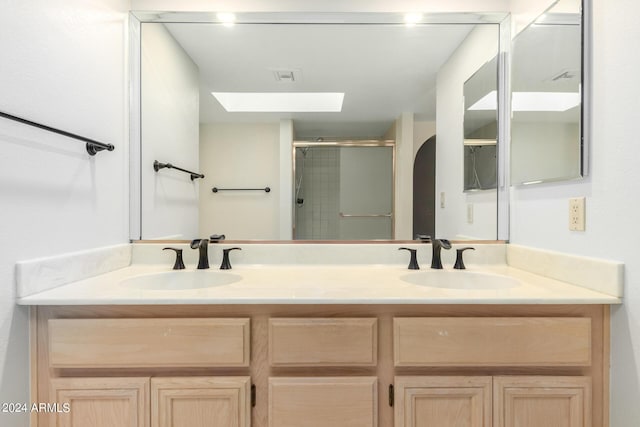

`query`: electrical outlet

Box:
[569,197,585,231]
[467,203,474,224]
[440,192,445,208]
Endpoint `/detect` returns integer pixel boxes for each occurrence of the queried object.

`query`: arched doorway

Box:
[413,135,436,239]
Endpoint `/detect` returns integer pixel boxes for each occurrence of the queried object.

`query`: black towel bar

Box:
[153,160,204,180]
[212,187,270,193]
[0,111,114,155]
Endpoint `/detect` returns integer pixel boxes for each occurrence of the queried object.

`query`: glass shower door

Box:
[337,146,393,239]
[294,144,393,240]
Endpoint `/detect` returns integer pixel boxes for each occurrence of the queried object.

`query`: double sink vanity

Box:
[17,242,622,427]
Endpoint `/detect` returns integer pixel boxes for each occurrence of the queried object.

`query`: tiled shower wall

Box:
[294,147,340,239]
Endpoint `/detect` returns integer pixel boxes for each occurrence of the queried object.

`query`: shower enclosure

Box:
[293,140,395,240]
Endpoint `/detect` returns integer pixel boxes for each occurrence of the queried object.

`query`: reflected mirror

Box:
[133,13,504,241]
[511,0,584,185]
[463,56,498,191]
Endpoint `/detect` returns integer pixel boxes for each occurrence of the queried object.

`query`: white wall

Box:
[0,0,129,425]
[279,119,294,239]
[414,120,437,158]
[141,24,199,239]
[511,122,580,184]
[509,0,640,424]
[384,114,415,240]
[199,123,281,239]
[395,113,415,240]
[436,25,499,240]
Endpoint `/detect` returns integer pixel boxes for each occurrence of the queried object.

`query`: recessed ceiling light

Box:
[468,90,580,112]
[404,13,423,26]
[216,12,236,27]
[211,92,345,112]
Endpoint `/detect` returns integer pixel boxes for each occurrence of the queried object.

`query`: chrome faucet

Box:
[431,239,452,269]
[190,238,210,269]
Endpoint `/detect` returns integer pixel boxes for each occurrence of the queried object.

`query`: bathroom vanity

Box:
[34,303,605,427]
[18,243,621,427]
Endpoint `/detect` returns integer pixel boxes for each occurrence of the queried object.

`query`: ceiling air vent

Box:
[548,69,579,82]
[272,69,301,83]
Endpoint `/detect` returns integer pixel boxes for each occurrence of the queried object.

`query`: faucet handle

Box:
[453,247,475,270]
[163,247,185,270]
[210,234,226,242]
[414,234,431,243]
[190,238,209,249]
[437,239,452,249]
[398,247,420,270]
[220,247,242,270]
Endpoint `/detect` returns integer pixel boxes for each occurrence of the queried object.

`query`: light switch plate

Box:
[569,197,585,231]
[467,203,474,224]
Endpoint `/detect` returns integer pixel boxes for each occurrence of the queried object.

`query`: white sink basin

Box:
[400,270,521,290]
[120,270,242,290]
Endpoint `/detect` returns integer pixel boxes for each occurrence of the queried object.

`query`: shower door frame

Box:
[291,140,396,240]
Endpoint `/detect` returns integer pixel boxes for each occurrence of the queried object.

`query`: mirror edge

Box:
[581,0,591,177]
[129,12,142,241]
[497,14,511,241]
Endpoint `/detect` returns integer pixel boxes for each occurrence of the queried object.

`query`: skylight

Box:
[211,92,345,113]
[468,91,581,112]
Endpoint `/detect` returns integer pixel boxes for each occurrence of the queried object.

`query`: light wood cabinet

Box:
[494,376,591,427]
[152,377,251,427]
[49,377,251,427]
[268,377,377,427]
[49,318,250,368]
[49,377,149,427]
[394,317,592,367]
[34,305,608,427]
[394,376,492,427]
[268,318,377,367]
[394,376,591,427]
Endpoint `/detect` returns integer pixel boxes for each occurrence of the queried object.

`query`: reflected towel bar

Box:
[153,160,204,180]
[212,187,271,193]
[339,212,392,218]
[0,111,115,155]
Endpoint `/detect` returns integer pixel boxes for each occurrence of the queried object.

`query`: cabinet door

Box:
[394,376,492,427]
[151,377,251,427]
[494,376,591,427]
[269,377,377,427]
[50,377,149,427]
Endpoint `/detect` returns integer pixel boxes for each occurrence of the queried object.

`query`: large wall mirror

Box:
[511,0,586,185]
[130,12,508,241]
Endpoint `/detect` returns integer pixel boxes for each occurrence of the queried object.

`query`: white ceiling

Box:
[164,23,478,138]
[512,21,581,123]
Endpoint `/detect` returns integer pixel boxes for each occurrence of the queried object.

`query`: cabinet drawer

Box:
[269,318,377,367]
[394,317,591,367]
[48,318,250,368]
[269,377,377,427]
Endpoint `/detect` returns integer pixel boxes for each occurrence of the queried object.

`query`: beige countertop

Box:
[16,263,621,305]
